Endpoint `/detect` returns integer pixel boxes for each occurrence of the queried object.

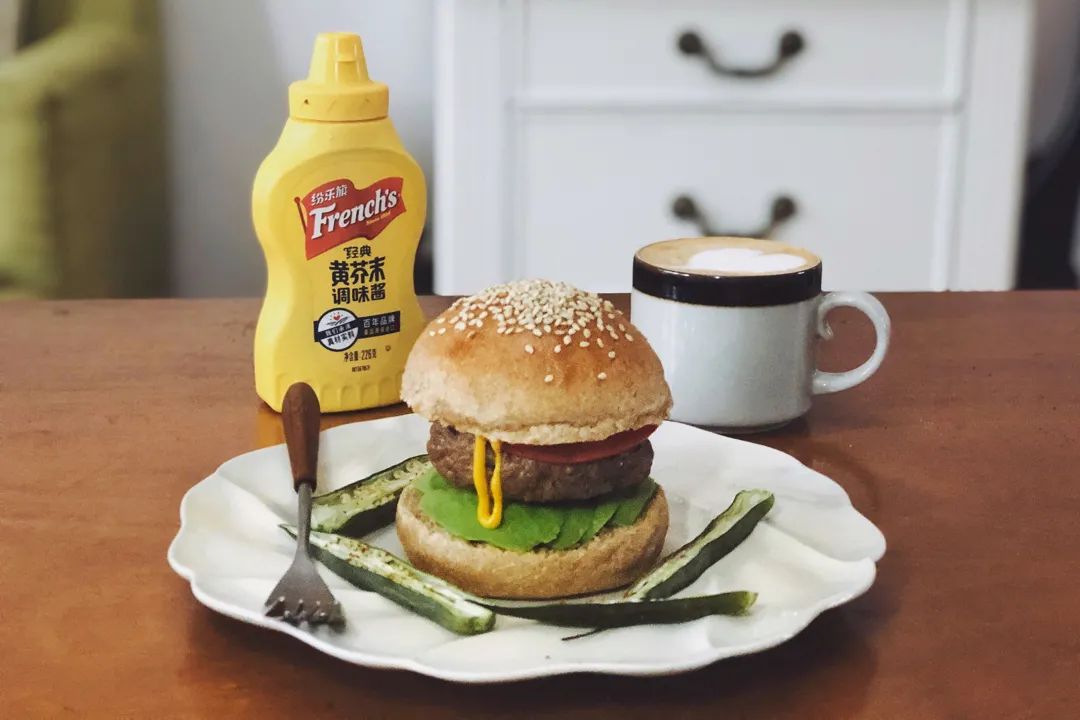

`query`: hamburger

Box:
[398,280,672,599]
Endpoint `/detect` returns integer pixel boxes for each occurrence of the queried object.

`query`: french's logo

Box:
[295,177,405,259]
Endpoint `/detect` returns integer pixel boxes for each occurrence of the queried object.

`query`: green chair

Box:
[0,0,167,298]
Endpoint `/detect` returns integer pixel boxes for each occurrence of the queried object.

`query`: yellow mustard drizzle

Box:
[472,435,504,529]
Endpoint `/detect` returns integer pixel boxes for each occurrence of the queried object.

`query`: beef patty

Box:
[426,423,653,503]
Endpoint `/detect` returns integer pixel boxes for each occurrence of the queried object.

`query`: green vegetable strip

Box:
[310,455,431,536]
[625,489,774,601]
[282,526,495,636]
[481,591,757,629]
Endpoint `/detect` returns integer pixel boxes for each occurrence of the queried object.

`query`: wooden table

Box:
[2,293,1078,718]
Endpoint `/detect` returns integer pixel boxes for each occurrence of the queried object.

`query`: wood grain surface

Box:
[1,293,1078,718]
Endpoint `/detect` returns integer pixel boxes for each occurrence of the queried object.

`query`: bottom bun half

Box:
[395,485,669,599]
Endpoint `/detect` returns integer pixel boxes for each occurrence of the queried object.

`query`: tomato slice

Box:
[504,425,658,465]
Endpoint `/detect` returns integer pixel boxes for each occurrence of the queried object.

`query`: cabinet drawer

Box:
[516,115,950,291]
[521,0,967,105]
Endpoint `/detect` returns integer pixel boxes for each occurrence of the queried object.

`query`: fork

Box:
[264,382,345,628]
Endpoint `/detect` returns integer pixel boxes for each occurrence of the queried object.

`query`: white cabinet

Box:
[520,114,949,291]
[435,0,1034,293]
[521,0,964,100]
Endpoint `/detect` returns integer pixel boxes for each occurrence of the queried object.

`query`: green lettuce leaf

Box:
[549,506,594,550]
[413,465,445,493]
[420,488,563,551]
[416,472,657,553]
[582,497,622,545]
[611,480,658,526]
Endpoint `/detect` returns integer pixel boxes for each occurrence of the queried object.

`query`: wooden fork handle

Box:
[282,382,321,491]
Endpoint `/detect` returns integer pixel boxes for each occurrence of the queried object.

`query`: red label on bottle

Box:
[295,177,405,259]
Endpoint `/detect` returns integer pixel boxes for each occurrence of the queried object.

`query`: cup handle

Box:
[812,291,891,395]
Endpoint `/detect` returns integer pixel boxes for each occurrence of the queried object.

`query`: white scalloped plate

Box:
[168,415,885,682]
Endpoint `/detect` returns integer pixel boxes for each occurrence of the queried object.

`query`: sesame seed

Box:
[619,324,626,331]
[597,372,608,380]
[610,332,619,340]
[554,345,562,354]
[579,341,590,348]
[608,351,616,359]
[525,344,534,354]
[625,333,634,342]
[437,328,447,335]
[467,330,477,339]
[544,374,554,383]
[428,331,436,337]
[596,338,604,348]
[435,280,622,354]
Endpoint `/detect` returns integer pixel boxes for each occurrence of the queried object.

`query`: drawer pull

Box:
[676,30,805,79]
[671,194,798,239]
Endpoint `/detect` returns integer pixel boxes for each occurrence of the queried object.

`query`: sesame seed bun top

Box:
[401,280,672,445]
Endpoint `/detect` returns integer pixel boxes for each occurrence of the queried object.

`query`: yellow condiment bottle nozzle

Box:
[289,32,389,122]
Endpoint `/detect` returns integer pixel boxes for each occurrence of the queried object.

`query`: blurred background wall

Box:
[3,0,1077,297]
[1023,0,1080,286]
[1030,0,1079,152]
[162,0,1077,297]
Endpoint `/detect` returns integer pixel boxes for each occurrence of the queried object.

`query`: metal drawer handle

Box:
[671,194,798,238]
[677,29,805,79]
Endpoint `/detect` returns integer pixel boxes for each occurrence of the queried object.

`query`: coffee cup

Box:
[631,237,890,432]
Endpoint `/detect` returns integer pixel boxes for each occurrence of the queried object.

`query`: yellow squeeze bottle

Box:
[252,33,426,412]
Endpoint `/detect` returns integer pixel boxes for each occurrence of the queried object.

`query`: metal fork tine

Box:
[328,602,345,628]
[264,596,285,616]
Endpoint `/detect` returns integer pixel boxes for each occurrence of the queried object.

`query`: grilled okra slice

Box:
[310,455,432,537]
[625,489,774,600]
[281,526,495,636]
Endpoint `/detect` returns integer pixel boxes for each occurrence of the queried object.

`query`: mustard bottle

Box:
[252,33,426,412]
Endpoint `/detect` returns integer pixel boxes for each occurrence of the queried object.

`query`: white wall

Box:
[162,0,433,297]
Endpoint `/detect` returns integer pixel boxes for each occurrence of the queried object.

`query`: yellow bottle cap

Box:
[289,33,388,122]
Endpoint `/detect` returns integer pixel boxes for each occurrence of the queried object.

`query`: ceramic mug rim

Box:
[633,237,823,308]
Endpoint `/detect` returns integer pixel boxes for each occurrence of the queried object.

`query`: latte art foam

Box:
[684,248,809,275]
[636,237,819,278]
